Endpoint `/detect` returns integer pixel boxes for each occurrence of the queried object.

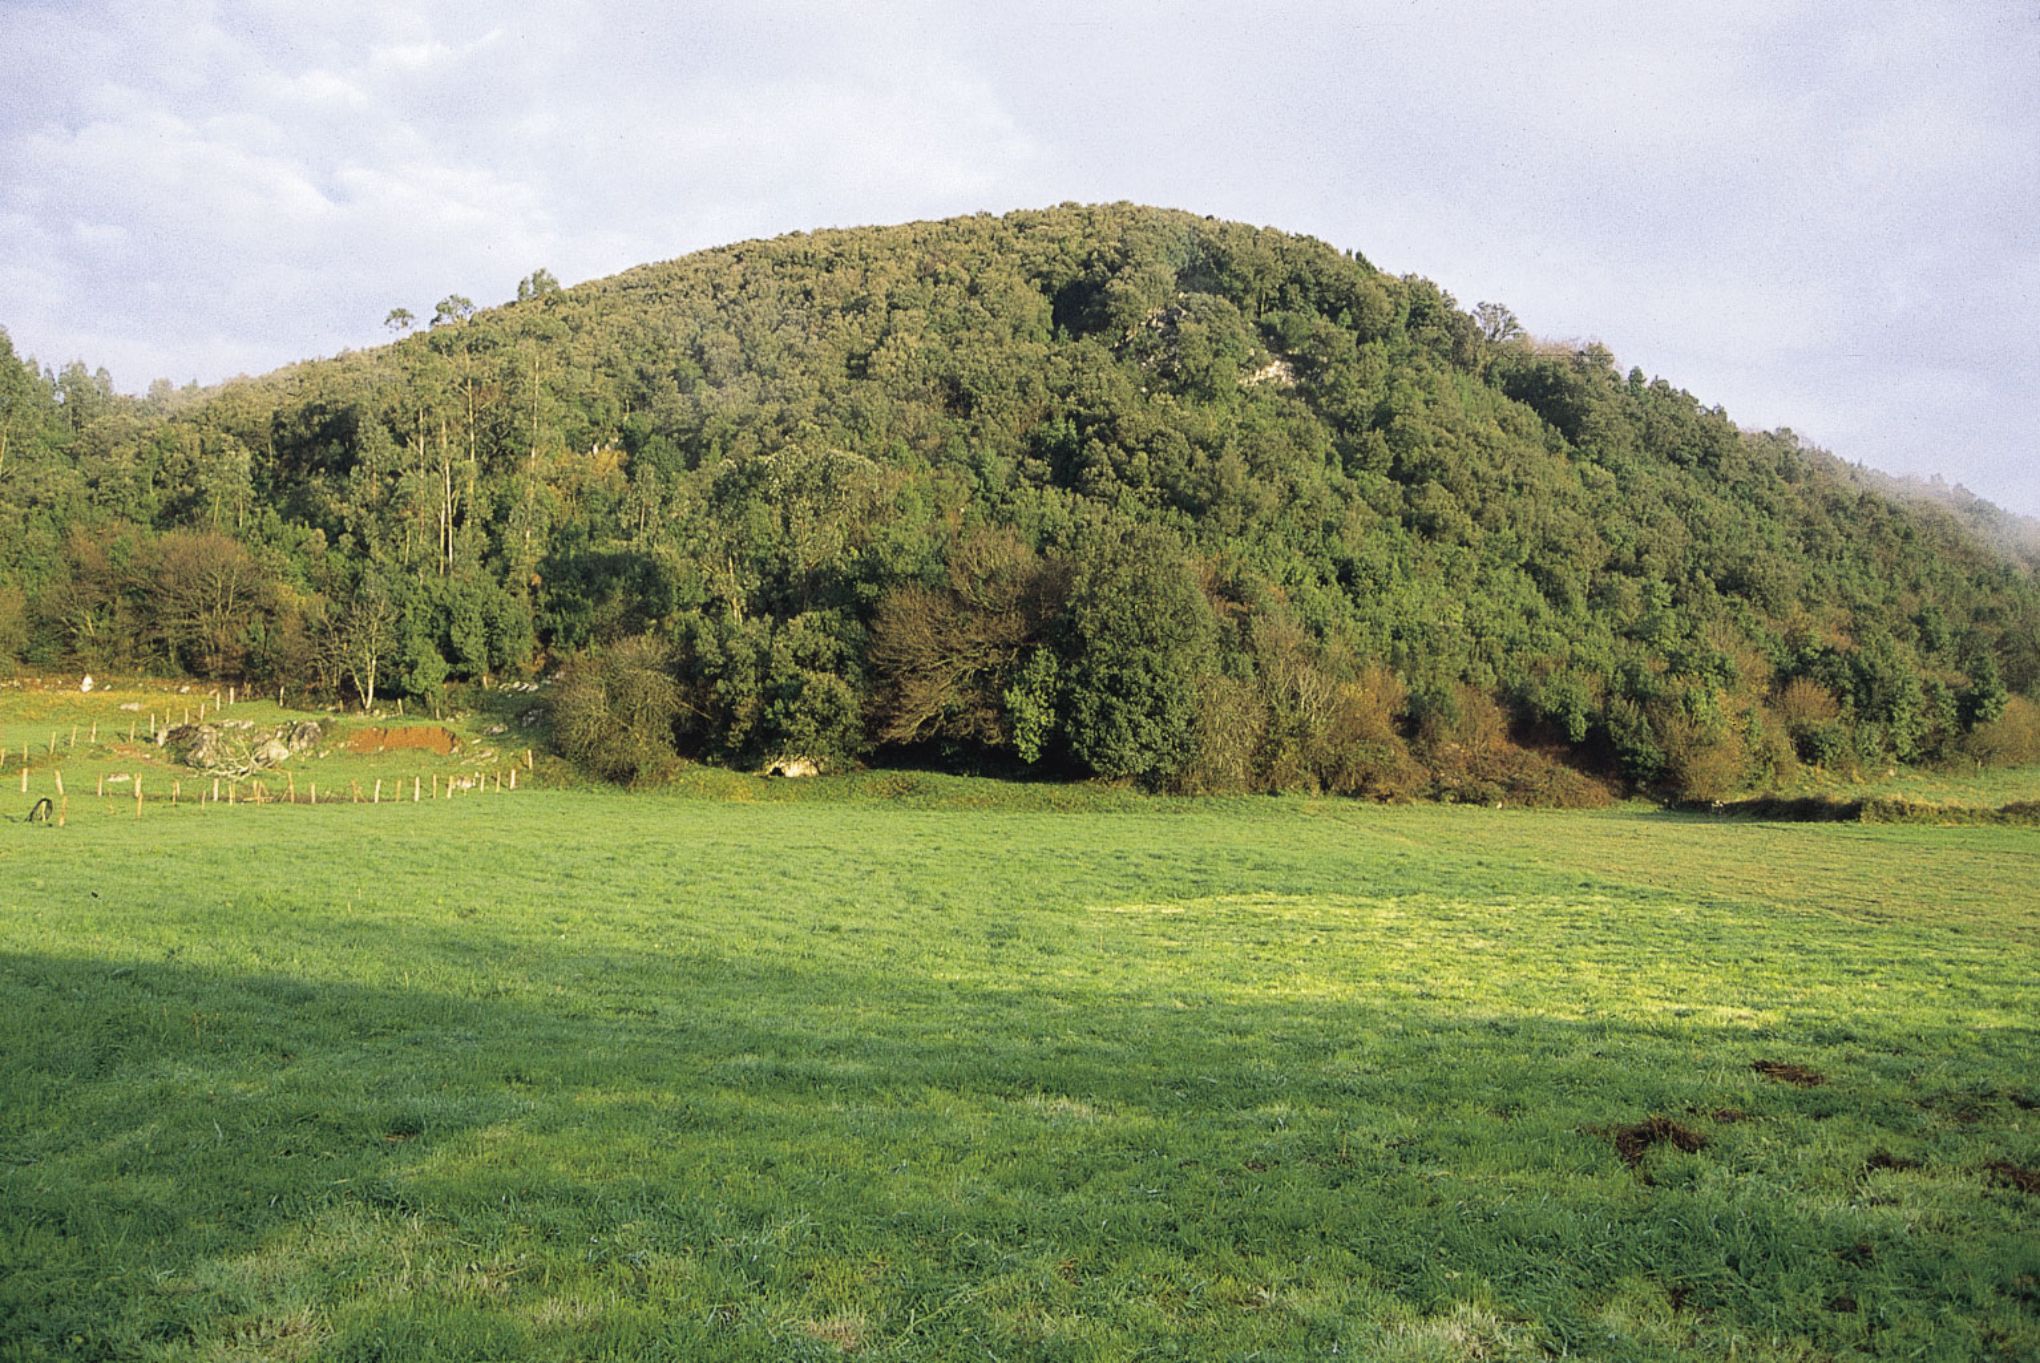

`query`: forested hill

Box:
[3,203,2036,799]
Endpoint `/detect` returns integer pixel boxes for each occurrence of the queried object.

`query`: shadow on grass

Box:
[3,934,2037,1361]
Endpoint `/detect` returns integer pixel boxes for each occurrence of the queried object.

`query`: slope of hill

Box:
[1,203,2035,797]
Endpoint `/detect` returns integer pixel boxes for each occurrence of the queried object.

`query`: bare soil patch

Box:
[1607,1117,1707,1168]
[1984,1160,2039,1195]
[1752,1059,1826,1087]
[347,725,459,756]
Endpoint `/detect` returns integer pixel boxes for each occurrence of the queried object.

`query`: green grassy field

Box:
[2,768,2036,1360]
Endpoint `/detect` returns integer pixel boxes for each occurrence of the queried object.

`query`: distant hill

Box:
[1824,455,2040,573]
[2,203,2035,797]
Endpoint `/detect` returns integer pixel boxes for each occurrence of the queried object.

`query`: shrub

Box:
[551,635,685,784]
[1174,673,1269,794]
[1657,697,1750,802]
[0,584,25,667]
[1963,694,2040,767]
[1418,684,1609,807]
[1776,677,1847,767]
[1319,668,1425,799]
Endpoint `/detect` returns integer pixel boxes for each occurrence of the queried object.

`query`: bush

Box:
[0,584,26,668]
[1657,697,1750,802]
[1776,677,1847,767]
[1962,694,2040,767]
[1319,668,1425,799]
[1418,684,1610,807]
[1174,673,1269,794]
[551,636,685,784]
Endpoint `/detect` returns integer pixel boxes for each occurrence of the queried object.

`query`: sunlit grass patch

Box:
[1,789,2035,1359]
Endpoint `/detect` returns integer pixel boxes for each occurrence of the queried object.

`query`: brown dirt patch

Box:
[799,1314,865,1353]
[1837,1241,1876,1267]
[1985,1160,2040,1195]
[347,725,459,756]
[1711,1108,1752,1124]
[1826,1295,1858,1314]
[1864,1150,1919,1174]
[1752,1060,1826,1087]
[1607,1117,1708,1168]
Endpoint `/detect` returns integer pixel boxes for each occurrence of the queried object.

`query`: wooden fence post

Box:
[134,781,143,820]
[53,770,63,798]
[413,775,420,802]
[172,780,180,806]
[373,779,382,804]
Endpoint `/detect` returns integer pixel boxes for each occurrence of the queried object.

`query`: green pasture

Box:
[1,778,2035,1360]
[0,679,548,815]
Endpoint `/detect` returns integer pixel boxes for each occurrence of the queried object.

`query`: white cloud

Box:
[0,0,2033,512]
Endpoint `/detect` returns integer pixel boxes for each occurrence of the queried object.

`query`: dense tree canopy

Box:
[3,203,2035,797]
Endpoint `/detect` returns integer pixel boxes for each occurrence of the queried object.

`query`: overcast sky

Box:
[3,1,2036,513]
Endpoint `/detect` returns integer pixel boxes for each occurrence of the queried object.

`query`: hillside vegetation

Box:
[3,204,2036,798]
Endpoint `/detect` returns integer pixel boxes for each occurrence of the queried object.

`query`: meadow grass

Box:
[1766,759,2040,808]
[0,679,549,818]
[1,772,2036,1360]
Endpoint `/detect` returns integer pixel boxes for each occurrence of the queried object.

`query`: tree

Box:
[431,295,476,329]
[869,527,1065,749]
[331,579,399,709]
[1473,301,1523,343]
[152,531,269,678]
[384,308,416,335]
[516,268,562,302]
[1058,525,1215,783]
[1960,646,2009,730]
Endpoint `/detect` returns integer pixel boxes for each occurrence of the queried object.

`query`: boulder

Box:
[164,719,322,776]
